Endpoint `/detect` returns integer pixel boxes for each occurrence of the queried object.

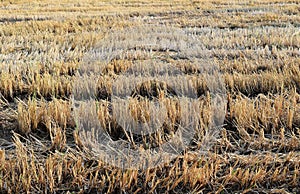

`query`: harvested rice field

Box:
[0,0,300,193]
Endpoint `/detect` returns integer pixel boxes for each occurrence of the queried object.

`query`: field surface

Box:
[0,0,300,193]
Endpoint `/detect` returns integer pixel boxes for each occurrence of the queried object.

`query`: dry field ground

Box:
[0,0,300,193]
